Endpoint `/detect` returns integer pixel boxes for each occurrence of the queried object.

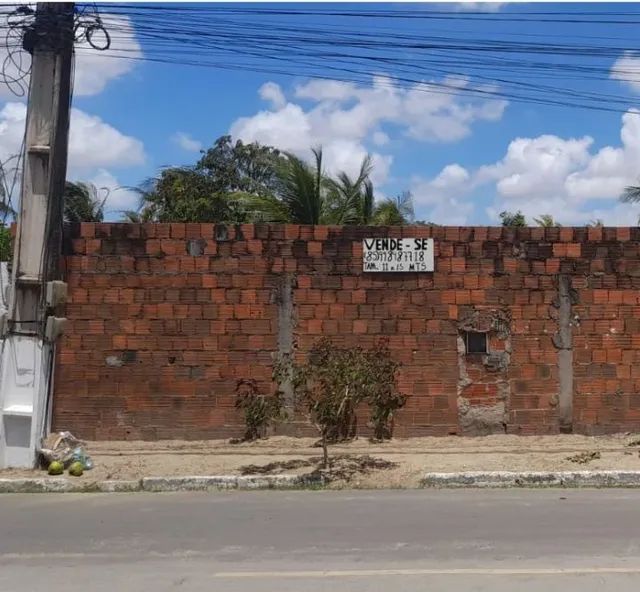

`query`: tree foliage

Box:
[533,214,561,227]
[499,210,527,227]
[196,135,286,197]
[64,182,106,223]
[285,338,406,466]
[234,379,284,442]
[127,136,414,226]
[372,191,415,226]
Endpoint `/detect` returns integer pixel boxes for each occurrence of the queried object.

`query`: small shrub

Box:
[234,379,283,441]
[288,338,406,467]
[365,341,407,441]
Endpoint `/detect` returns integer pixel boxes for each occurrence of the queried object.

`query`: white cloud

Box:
[82,169,141,214]
[410,164,475,224]
[0,102,145,170]
[68,108,145,170]
[372,131,390,146]
[0,103,27,164]
[611,52,640,93]
[416,108,640,226]
[172,132,202,152]
[477,134,593,201]
[231,76,507,186]
[259,82,286,109]
[0,101,145,213]
[0,13,142,99]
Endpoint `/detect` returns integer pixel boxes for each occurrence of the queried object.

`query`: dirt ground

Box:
[4,433,640,489]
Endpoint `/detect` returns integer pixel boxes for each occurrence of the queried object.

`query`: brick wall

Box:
[53,223,640,440]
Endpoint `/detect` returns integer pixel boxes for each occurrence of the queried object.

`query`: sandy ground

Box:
[4,434,640,488]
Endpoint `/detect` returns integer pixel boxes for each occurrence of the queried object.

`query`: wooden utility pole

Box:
[0,3,74,467]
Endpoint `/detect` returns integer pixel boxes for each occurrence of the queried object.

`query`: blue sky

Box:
[3,2,640,225]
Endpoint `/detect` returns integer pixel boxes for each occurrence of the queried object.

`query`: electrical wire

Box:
[64,4,640,115]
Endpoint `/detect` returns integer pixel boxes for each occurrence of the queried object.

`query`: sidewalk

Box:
[3,433,640,490]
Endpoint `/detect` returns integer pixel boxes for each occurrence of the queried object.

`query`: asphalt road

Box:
[2,490,640,591]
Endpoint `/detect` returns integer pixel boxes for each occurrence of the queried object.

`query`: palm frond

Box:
[621,185,640,203]
[278,150,324,224]
[230,192,292,223]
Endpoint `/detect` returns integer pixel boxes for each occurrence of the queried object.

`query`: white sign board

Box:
[362,238,434,272]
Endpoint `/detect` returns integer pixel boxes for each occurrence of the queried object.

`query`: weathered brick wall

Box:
[53,223,640,440]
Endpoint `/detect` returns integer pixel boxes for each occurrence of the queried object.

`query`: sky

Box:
[2,1,640,225]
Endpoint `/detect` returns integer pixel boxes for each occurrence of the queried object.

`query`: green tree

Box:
[63,182,106,223]
[499,210,527,227]
[133,136,289,224]
[130,135,413,226]
[196,135,286,198]
[533,214,561,227]
[276,148,326,224]
[587,219,604,228]
[132,168,247,223]
[372,191,415,226]
[286,338,406,466]
[324,155,373,224]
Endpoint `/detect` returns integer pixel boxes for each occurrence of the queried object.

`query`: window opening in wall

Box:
[464,331,488,355]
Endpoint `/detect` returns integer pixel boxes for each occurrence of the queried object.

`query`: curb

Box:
[0,474,322,493]
[421,471,640,488]
[4,471,640,493]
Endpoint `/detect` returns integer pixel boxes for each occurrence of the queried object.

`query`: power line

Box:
[72,4,640,115]
[5,4,640,115]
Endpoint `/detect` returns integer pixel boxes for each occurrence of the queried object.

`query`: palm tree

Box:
[277,148,325,224]
[621,184,640,204]
[587,219,604,228]
[324,155,373,224]
[360,180,375,224]
[63,182,106,223]
[620,184,640,224]
[372,191,415,225]
[533,214,561,227]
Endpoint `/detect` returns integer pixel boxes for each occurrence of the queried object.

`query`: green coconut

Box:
[68,461,84,477]
[48,460,64,475]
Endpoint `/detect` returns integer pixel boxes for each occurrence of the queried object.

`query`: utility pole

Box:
[0,3,74,468]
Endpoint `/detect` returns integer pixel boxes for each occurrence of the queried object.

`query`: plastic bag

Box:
[38,431,93,470]
[70,446,94,470]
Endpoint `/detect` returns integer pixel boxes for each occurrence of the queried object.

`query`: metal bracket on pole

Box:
[45,281,68,308]
[44,317,67,342]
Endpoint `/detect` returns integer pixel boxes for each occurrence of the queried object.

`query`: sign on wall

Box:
[362,238,435,272]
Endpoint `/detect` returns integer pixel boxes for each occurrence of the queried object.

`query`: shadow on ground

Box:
[239,454,397,483]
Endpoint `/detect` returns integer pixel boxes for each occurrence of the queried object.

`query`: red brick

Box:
[307,242,322,257]
[314,226,329,240]
[170,223,186,239]
[451,257,465,272]
[566,243,581,258]
[441,290,456,305]
[284,225,300,240]
[588,226,603,241]
[593,290,608,304]
[618,227,631,241]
